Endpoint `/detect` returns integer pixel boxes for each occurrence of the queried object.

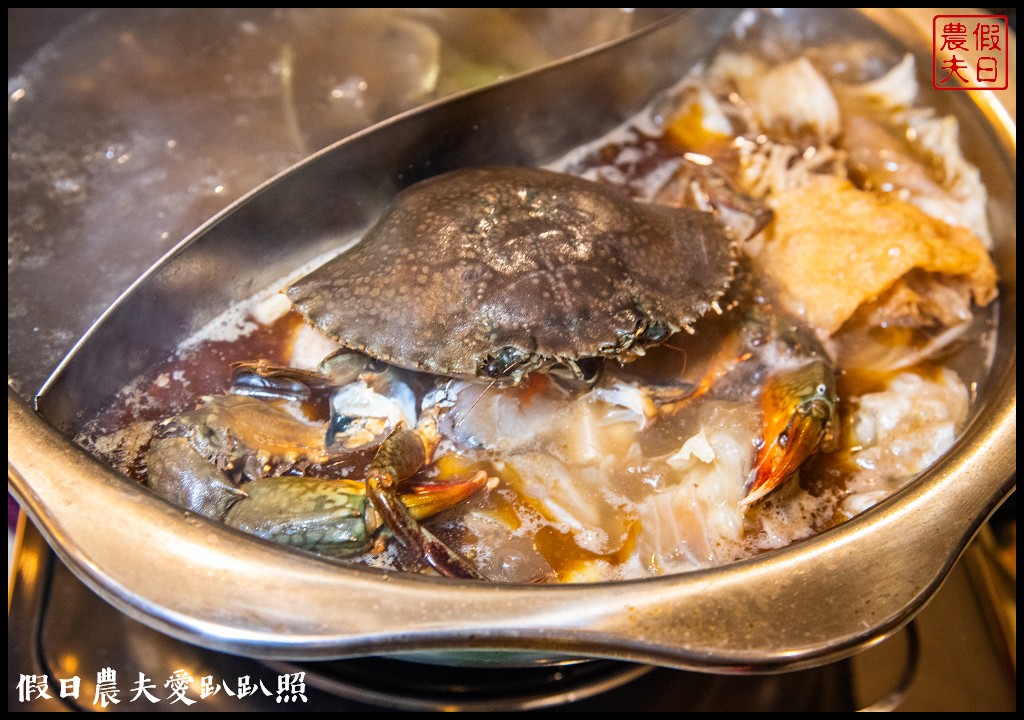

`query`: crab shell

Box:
[287,166,738,382]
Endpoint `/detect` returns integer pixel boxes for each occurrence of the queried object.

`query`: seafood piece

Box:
[236,353,486,576]
[663,306,839,506]
[743,359,837,506]
[362,413,486,577]
[161,359,495,577]
[147,436,486,556]
[158,394,333,483]
[324,355,420,450]
[147,436,244,519]
[284,165,741,577]
[220,354,488,576]
[147,391,488,557]
[739,309,838,506]
[229,358,337,401]
[232,352,420,450]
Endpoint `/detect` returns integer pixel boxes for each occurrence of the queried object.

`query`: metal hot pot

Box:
[8,8,1016,673]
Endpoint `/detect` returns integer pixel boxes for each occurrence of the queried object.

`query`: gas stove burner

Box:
[11,517,1012,712]
[265,657,653,711]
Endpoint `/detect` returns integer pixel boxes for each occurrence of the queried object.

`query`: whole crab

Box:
[150,165,835,580]
[288,166,738,384]
[285,166,745,577]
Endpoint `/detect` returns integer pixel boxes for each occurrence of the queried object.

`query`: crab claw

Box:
[148,435,489,556]
[743,359,837,507]
[365,418,486,579]
[401,473,490,519]
[224,472,488,553]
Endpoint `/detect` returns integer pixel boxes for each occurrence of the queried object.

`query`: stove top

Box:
[8,513,1014,712]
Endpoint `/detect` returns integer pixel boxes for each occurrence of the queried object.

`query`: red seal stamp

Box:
[933,14,1009,90]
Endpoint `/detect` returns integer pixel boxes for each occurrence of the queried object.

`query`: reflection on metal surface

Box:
[7,8,670,397]
[963,501,1017,675]
[853,621,919,712]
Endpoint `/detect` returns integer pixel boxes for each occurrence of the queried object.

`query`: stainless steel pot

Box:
[8,8,1016,672]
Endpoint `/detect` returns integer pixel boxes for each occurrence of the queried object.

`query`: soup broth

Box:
[76,26,998,583]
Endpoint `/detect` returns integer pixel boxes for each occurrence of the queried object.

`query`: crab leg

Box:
[365,416,485,579]
[742,359,837,507]
[147,435,487,555]
[227,472,487,555]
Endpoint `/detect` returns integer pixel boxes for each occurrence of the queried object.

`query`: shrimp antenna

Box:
[659,341,690,375]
